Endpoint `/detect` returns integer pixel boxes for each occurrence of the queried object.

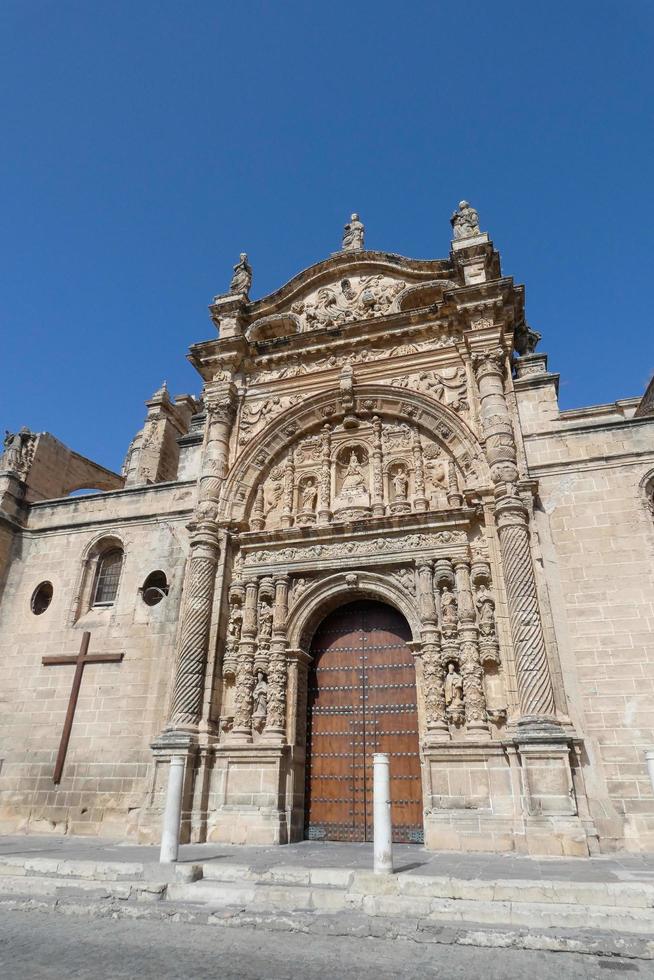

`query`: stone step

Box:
[2,893,653,961]
[199,861,654,911]
[0,873,167,902]
[0,855,200,884]
[165,875,654,933]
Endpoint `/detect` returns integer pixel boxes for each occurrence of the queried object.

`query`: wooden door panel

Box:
[306,600,423,844]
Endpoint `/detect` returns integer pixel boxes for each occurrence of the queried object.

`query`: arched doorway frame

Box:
[285,570,427,842]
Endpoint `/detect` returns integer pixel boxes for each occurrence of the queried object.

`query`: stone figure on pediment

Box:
[450,201,480,240]
[230,253,252,295]
[342,213,365,251]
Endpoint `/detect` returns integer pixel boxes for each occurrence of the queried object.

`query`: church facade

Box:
[1,205,653,856]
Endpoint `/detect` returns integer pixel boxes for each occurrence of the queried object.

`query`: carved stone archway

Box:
[218,383,489,527]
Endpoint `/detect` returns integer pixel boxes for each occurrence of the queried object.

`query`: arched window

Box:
[92,548,123,606]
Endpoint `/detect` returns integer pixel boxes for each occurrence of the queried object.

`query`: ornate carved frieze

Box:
[243,530,467,569]
[249,336,458,384]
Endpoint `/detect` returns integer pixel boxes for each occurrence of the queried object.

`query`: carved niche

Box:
[247,415,467,531]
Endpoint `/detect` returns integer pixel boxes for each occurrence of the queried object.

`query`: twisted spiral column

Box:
[168,522,220,730]
[472,348,558,728]
[166,376,236,734]
[496,498,555,720]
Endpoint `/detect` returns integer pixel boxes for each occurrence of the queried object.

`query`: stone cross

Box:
[42,631,124,784]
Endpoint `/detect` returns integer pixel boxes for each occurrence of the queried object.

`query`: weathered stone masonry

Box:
[0,204,653,854]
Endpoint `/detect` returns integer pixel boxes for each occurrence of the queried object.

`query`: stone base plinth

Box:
[422,738,594,857]
[203,744,291,845]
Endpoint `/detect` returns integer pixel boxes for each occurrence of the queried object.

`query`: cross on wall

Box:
[41,631,124,785]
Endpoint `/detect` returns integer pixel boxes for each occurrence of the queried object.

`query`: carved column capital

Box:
[471,347,505,380]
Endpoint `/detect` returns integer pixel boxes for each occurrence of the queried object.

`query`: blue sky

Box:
[1,1,652,474]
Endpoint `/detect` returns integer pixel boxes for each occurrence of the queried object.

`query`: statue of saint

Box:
[258,599,273,639]
[444,662,463,708]
[440,585,458,626]
[227,606,242,643]
[229,252,253,295]
[341,450,367,496]
[450,201,480,240]
[475,585,495,635]
[2,428,30,474]
[392,468,408,501]
[342,213,365,251]
[301,478,318,512]
[252,671,268,718]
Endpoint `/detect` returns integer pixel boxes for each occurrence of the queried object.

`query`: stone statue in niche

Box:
[423,445,449,509]
[252,671,268,720]
[392,467,408,501]
[258,598,273,641]
[476,585,496,636]
[342,213,365,251]
[227,606,242,644]
[450,201,480,240]
[301,477,318,512]
[229,253,252,295]
[440,586,458,628]
[444,662,464,720]
[341,451,367,496]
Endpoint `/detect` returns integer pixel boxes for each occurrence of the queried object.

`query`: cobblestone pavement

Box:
[2,834,654,883]
[0,910,647,980]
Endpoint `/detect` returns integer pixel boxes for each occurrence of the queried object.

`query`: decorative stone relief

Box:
[248,337,460,383]
[243,530,467,567]
[391,367,469,411]
[289,275,406,332]
[390,567,416,596]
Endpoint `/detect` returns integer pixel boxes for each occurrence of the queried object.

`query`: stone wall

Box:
[517,368,654,851]
[0,482,194,838]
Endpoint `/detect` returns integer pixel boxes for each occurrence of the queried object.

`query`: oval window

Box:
[31,581,53,615]
[141,571,169,606]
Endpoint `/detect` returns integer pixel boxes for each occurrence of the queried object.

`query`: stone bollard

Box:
[646,750,654,796]
[373,753,393,874]
[160,755,186,863]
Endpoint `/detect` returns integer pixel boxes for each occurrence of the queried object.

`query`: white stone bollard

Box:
[373,753,393,874]
[646,750,654,796]
[160,754,186,863]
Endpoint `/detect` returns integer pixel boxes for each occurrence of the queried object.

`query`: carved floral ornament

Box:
[248,335,459,384]
[242,530,467,568]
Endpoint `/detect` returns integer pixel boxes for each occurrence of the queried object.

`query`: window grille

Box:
[92,549,123,606]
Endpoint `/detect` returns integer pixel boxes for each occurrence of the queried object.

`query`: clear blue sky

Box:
[2,1,652,474]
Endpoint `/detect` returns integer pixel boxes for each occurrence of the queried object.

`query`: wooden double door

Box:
[305,600,423,843]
